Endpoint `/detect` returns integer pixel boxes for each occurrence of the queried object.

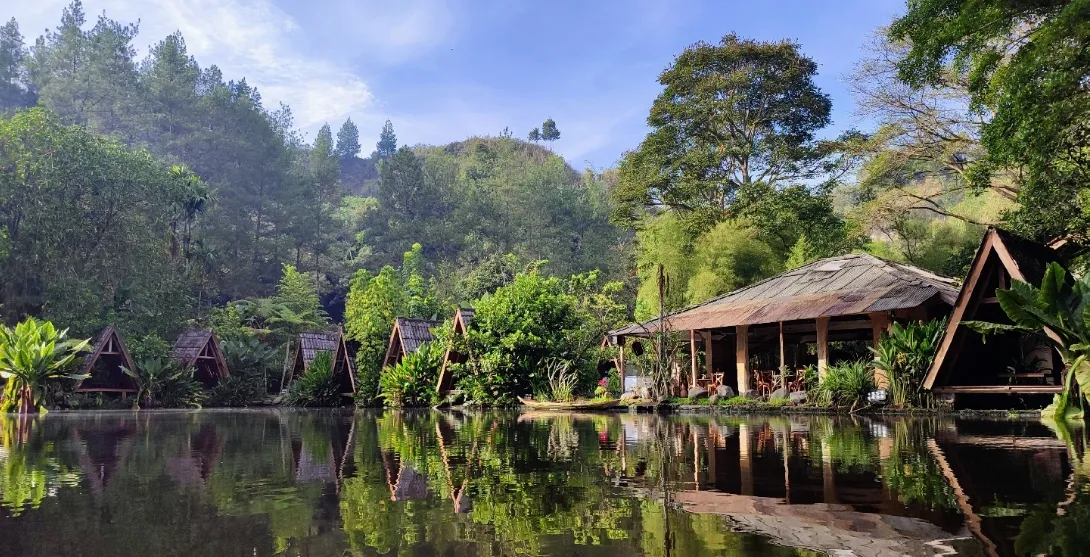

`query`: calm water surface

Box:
[0,410,1086,556]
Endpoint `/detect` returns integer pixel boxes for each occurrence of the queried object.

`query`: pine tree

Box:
[541,118,560,149]
[527,127,541,143]
[335,117,360,159]
[375,119,396,159]
[0,18,32,112]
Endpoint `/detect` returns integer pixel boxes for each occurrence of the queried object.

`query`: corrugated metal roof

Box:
[395,317,439,354]
[612,253,958,335]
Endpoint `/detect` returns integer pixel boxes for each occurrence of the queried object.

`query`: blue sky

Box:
[11,0,904,169]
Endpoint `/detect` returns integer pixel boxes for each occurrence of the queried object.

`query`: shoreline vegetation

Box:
[2,2,1089,416]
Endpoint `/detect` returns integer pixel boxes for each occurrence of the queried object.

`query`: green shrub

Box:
[606,368,622,397]
[456,354,517,406]
[122,357,205,409]
[379,342,443,407]
[212,336,278,406]
[127,334,172,364]
[811,360,874,410]
[283,351,342,407]
[871,318,946,408]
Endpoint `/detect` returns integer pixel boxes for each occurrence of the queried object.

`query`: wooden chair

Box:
[755,371,774,397]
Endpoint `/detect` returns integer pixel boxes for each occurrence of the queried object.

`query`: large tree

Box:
[0,18,33,112]
[374,119,396,159]
[335,117,360,160]
[613,33,835,232]
[890,0,1090,244]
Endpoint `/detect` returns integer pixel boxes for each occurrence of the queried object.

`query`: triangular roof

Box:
[172,329,229,384]
[383,317,439,367]
[437,309,476,396]
[924,227,1066,390]
[611,253,958,336]
[287,328,357,394]
[74,324,139,392]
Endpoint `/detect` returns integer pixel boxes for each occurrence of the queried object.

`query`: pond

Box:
[0,410,1086,557]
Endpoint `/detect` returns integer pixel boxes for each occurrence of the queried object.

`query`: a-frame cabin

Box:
[436,308,474,396]
[172,330,230,388]
[924,227,1067,402]
[285,329,357,396]
[74,324,139,396]
[383,317,439,368]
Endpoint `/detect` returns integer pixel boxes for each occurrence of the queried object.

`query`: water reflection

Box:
[0,410,1085,556]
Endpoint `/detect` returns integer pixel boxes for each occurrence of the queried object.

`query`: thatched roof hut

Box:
[383,317,439,368]
[924,227,1067,400]
[437,308,474,396]
[172,330,229,388]
[285,329,357,396]
[74,324,138,395]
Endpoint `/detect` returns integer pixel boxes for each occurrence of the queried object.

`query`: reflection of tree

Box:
[882,419,957,510]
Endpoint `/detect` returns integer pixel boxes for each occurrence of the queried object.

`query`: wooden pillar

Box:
[704,331,714,379]
[736,325,750,395]
[617,339,625,384]
[690,330,699,388]
[816,317,830,381]
[778,322,786,370]
[869,312,891,388]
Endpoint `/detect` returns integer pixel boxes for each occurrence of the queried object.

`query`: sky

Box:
[9,0,905,169]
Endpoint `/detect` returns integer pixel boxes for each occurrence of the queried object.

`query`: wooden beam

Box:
[933,385,1064,394]
[736,325,750,395]
[816,317,830,380]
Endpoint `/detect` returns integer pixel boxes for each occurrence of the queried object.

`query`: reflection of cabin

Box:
[924,228,1067,404]
[172,330,229,388]
[437,308,474,396]
[929,420,1073,557]
[381,451,430,501]
[74,324,138,396]
[286,416,356,485]
[609,254,958,395]
[285,330,358,396]
[383,317,438,368]
[166,423,225,488]
[73,419,137,495]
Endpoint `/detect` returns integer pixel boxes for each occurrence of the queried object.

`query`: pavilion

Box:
[608,253,958,395]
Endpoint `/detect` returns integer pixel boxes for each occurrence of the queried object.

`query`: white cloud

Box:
[9,0,374,133]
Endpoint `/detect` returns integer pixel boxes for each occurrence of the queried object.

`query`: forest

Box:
[0,1,1087,407]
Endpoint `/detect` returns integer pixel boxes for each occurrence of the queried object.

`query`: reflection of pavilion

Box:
[609,415,1077,557]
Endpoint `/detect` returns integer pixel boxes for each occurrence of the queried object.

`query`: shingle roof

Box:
[78,323,135,375]
[456,308,474,331]
[172,330,214,367]
[395,317,439,354]
[299,330,339,370]
[612,253,958,335]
